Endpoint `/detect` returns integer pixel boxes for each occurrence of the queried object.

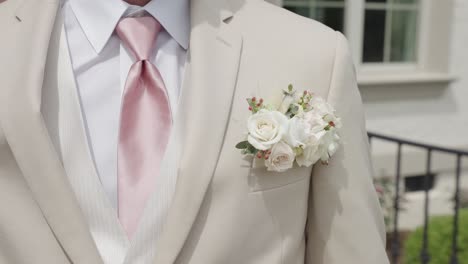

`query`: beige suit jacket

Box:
[0,0,389,263]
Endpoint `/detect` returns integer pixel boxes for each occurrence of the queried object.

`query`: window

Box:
[362,0,419,63]
[283,0,346,32]
[279,0,454,86]
[283,0,419,64]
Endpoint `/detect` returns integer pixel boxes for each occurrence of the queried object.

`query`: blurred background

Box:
[267,0,468,263]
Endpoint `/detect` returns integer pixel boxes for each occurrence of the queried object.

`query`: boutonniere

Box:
[236,84,342,172]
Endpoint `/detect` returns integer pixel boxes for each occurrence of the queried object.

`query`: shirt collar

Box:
[69,0,190,54]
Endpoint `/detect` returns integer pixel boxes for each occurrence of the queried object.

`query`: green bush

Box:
[404,209,468,264]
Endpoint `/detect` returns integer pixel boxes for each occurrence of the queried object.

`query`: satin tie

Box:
[116,16,172,238]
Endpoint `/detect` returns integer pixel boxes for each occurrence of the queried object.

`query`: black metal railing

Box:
[368,132,468,264]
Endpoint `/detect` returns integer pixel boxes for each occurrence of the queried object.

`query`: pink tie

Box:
[116,17,172,238]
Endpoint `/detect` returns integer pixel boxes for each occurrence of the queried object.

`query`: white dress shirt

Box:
[63,0,189,209]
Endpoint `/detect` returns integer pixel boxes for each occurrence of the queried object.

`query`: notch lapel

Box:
[153,1,243,263]
[0,1,102,263]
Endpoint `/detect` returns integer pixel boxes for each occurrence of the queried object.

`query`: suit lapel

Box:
[0,0,243,263]
[153,1,243,263]
[0,2,102,263]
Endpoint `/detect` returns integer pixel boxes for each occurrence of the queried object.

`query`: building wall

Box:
[450,0,468,116]
[365,0,468,151]
[364,0,468,177]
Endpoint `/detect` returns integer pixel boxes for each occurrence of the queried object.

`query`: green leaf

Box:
[235,141,249,149]
[247,144,258,155]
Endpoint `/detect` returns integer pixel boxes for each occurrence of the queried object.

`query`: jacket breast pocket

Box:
[248,166,311,193]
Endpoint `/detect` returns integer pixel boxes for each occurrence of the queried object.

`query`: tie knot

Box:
[116,16,162,61]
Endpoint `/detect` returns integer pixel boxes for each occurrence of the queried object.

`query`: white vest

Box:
[41,13,185,264]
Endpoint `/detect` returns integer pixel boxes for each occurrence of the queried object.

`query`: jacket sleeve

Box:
[305,31,389,264]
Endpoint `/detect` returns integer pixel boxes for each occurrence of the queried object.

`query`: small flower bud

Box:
[249,106,252,111]
[252,97,256,102]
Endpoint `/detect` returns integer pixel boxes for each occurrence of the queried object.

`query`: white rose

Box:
[303,110,328,134]
[247,109,288,150]
[296,136,321,167]
[309,97,333,115]
[297,129,341,166]
[265,141,295,172]
[285,116,310,148]
[286,109,329,148]
[310,98,341,162]
[318,130,341,162]
[310,97,342,129]
[295,109,341,166]
[299,127,341,166]
[288,112,327,167]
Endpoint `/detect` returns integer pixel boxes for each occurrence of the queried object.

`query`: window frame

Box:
[346,0,421,66]
[357,0,455,86]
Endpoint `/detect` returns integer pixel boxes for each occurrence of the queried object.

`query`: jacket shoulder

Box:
[231,1,351,98]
